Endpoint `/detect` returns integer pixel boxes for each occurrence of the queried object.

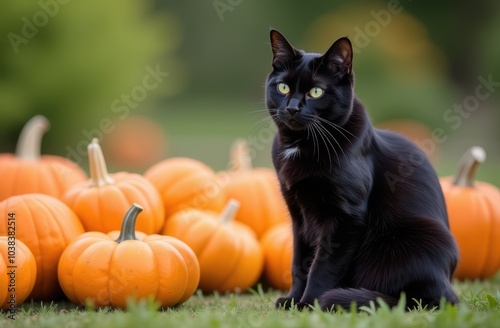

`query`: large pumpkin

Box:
[163,199,264,293]
[440,146,500,279]
[0,194,85,300]
[144,157,226,218]
[219,139,290,238]
[58,203,199,308]
[62,138,165,234]
[260,223,293,291]
[0,115,87,201]
[0,237,37,309]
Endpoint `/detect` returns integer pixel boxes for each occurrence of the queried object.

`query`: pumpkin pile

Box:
[0,115,292,309]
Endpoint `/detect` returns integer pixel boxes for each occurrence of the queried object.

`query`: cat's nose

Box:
[287,98,301,116]
[286,106,300,116]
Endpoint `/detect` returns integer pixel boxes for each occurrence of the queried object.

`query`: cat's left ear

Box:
[323,37,353,77]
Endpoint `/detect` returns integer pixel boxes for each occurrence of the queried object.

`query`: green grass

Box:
[3,277,500,328]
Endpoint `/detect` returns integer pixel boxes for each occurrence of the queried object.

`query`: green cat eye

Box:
[309,87,324,99]
[277,83,290,95]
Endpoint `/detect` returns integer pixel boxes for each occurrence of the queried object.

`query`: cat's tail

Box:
[318,288,399,311]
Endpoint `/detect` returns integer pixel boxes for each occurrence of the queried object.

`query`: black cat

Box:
[265,29,460,311]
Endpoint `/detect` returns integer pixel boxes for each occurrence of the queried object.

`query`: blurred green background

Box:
[0,0,499,184]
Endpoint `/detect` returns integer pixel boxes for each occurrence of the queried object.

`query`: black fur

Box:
[265,29,459,311]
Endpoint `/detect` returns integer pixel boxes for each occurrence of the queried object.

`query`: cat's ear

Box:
[270,29,298,68]
[323,37,353,77]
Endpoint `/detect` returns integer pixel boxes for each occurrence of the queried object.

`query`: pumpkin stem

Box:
[15,115,50,160]
[229,139,252,172]
[452,146,486,187]
[88,138,115,187]
[115,203,143,242]
[219,199,240,224]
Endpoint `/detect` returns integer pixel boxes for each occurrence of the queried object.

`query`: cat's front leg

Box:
[275,220,315,309]
[297,226,362,309]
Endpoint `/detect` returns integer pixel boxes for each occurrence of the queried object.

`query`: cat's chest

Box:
[277,151,372,219]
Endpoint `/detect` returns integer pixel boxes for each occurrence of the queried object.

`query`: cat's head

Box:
[266,29,355,132]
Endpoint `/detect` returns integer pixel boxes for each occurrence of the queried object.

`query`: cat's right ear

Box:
[270,29,298,68]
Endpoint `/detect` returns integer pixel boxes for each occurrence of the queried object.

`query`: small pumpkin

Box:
[58,203,199,308]
[0,237,37,309]
[163,199,264,293]
[0,194,85,300]
[440,146,500,279]
[62,138,164,234]
[219,139,290,238]
[0,115,87,201]
[144,157,226,218]
[260,223,293,291]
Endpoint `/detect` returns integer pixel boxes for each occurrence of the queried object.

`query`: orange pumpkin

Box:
[163,199,264,293]
[102,115,168,169]
[260,223,293,291]
[219,139,290,238]
[0,237,37,309]
[0,115,87,201]
[440,146,500,279]
[144,157,226,218]
[58,203,199,308]
[0,194,85,300]
[62,138,164,234]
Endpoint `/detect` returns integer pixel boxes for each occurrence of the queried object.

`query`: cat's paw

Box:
[275,297,298,310]
[296,301,314,311]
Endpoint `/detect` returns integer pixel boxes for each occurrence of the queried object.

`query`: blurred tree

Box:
[0,0,184,161]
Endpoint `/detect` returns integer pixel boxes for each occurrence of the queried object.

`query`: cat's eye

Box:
[277,83,290,95]
[308,87,324,99]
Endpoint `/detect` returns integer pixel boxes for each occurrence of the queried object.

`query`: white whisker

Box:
[313,119,345,166]
[316,116,357,142]
[306,124,320,162]
[311,121,337,168]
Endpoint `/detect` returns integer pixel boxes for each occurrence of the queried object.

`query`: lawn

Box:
[2,276,500,328]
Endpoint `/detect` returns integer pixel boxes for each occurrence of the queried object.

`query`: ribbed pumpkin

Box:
[440,146,500,279]
[0,237,37,309]
[58,203,199,308]
[0,194,85,300]
[219,139,290,239]
[163,199,263,293]
[0,115,87,201]
[62,138,164,234]
[144,157,226,218]
[260,223,293,291]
